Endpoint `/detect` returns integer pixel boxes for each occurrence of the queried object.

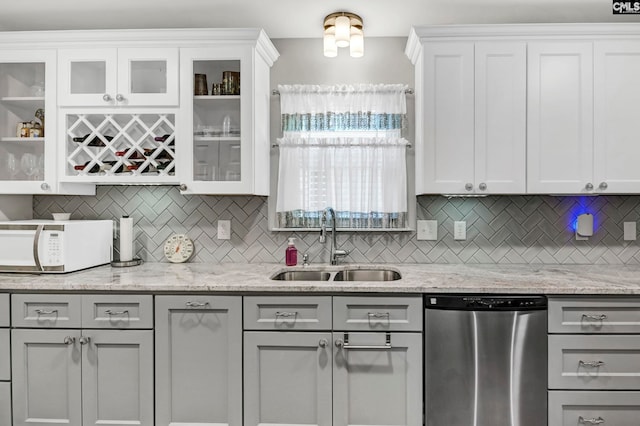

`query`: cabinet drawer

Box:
[549,335,640,390]
[82,295,153,329]
[0,329,8,381]
[549,297,640,333]
[0,294,8,327]
[333,296,422,331]
[549,391,640,426]
[243,296,332,330]
[12,294,82,328]
[0,381,10,426]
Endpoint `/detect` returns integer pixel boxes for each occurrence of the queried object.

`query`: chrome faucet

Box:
[320,207,348,265]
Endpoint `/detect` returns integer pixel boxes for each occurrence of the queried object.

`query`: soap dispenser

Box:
[285,237,298,266]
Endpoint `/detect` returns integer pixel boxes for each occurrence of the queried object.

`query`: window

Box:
[275,84,409,230]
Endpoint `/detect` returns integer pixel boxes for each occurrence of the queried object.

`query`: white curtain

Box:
[276,84,409,229]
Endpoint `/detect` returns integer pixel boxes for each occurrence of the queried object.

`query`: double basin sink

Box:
[271,267,401,282]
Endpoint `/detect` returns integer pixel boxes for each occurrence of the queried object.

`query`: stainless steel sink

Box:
[333,269,401,281]
[271,270,332,281]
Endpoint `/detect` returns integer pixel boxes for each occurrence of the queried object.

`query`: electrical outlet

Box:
[217,220,231,240]
[624,222,637,241]
[417,220,438,240]
[454,221,466,240]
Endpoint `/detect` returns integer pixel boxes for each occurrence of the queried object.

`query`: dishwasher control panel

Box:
[426,295,547,310]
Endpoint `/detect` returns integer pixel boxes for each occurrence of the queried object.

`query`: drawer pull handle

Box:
[275,311,298,318]
[336,332,393,350]
[368,312,390,319]
[579,416,605,425]
[579,360,605,368]
[104,309,129,316]
[582,314,607,321]
[35,309,58,315]
[185,301,209,308]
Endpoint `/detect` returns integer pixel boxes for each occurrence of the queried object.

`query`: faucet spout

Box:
[323,207,348,265]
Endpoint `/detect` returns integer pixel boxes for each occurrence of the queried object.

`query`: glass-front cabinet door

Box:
[58,47,178,107]
[179,45,272,195]
[0,50,56,194]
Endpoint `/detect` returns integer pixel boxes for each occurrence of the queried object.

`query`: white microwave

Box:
[0,220,113,273]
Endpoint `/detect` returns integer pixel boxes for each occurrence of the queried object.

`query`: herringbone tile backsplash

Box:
[34,186,640,264]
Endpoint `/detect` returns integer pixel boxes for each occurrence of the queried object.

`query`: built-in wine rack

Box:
[65,113,176,181]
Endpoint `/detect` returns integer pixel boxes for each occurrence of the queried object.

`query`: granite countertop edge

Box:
[1,262,640,294]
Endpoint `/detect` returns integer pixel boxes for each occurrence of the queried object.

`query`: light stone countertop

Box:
[1,262,640,294]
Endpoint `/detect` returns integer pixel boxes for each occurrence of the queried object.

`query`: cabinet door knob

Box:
[40,182,50,191]
[465,183,473,191]
[63,336,75,345]
[79,336,91,345]
[179,183,187,191]
[478,182,487,191]
[585,182,594,191]
[318,339,328,348]
[334,339,344,348]
[102,94,112,102]
[599,182,608,190]
[115,94,126,102]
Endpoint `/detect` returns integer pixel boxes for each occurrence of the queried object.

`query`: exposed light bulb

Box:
[323,27,338,57]
[349,27,364,58]
[334,15,351,48]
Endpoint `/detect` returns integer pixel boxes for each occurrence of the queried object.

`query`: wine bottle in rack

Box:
[116,149,145,160]
[72,134,113,147]
[100,161,125,173]
[74,162,101,173]
[154,134,176,146]
[143,148,174,160]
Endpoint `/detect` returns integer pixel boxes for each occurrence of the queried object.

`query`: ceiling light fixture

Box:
[323,12,364,58]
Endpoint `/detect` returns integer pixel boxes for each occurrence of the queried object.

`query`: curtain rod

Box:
[272,88,414,96]
[272,142,412,148]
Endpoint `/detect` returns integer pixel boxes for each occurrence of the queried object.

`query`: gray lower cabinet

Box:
[12,328,153,426]
[12,329,82,425]
[548,296,640,425]
[244,295,424,426]
[0,380,10,426]
[244,331,334,426]
[332,331,423,426]
[1,293,10,426]
[155,295,242,426]
[11,294,154,426]
[549,391,640,425]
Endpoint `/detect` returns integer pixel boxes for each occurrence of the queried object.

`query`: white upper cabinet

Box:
[408,24,640,195]
[412,37,526,194]
[527,42,594,194]
[474,42,526,194]
[419,42,475,194]
[593,41,640,193]
[178,33,278,195]
[0,49,93,195]
[58,47,179,107]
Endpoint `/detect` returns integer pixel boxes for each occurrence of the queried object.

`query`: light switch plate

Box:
[217,220,231,240]
[624,221,636,241]
[454,221,466,240]
[417,220,437,240]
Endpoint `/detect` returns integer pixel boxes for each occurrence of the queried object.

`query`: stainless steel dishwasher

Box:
[425,295,547,426]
